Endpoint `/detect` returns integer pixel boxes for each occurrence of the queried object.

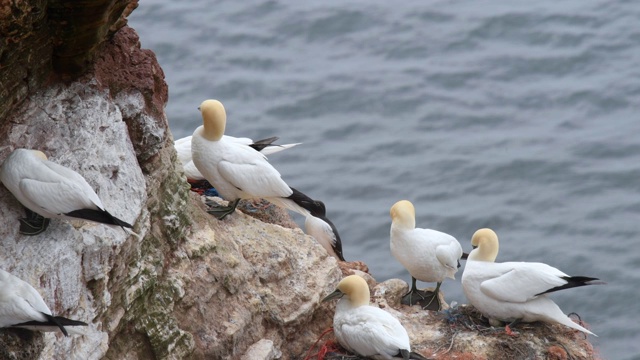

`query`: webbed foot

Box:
[19,209,50,235]
[206,199,240,220]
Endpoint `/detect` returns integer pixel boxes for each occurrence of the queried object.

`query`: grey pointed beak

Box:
[322,289,343,302]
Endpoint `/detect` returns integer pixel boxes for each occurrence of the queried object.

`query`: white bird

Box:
[190,99,316,220]
[461,228,603,336]
[0,149,133,235]
[323,275,430,360]
[174,136,207,181]
[303,199,345,261]
[174,135,300,181]
[390,200,463,310]
[0,268,87,336]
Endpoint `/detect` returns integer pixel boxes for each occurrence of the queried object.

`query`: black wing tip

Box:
[45,313,69,336]
[537,276,605,296]
[249,136,280,152]
[11,321,65,336]
[288,187,330,219]
[561,275,606,287]
[65,208,133,228]
[52,316,89,327]
[111,217,134,229]
[253,136,279,145]
[562,276,603,283]
[287,187,319,213]
[16,314,87,337]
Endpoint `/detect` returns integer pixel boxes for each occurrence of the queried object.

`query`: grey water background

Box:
[130,1,640,358]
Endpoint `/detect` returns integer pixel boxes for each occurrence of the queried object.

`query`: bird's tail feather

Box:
[268,197,311,217]
[558,314,597,336]
[261,142,301,156]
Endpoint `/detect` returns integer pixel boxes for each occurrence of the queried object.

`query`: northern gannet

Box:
[323,275,431,360]
[0,269,87,336]
[303,199,345,261]
[0,149,133,235]
[390,200,463,310]
[190,99,315,219]
[462,228,603,335]
[174,135,300,181]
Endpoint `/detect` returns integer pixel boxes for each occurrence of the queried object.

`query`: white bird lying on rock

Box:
[323,275,431,360]
[0,268,87,336]
[174,135,300,181]
[462,228,603,336]
[0,149,133,235]
[390,200,463,310]
[303,199,345,261]
[190,99,317,220]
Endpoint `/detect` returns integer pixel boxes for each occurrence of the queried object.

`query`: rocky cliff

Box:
[0,1,598,359]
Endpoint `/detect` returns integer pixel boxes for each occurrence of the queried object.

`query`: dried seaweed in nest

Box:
[303,328,341,360]
[435,303,488,331]
[302,328,368,360]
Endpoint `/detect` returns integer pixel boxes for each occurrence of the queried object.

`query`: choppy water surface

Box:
[130,1,640,358]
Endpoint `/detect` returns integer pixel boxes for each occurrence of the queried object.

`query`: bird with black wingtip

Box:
[462,228,603,335]
[0,268,87,336]
[323,275,431,360]
[0,148,133,235]
[174,134,300,182]
[190,99,345,260]
[191,99,318,219]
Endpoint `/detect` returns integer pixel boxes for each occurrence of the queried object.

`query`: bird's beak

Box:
[322,289,343,302]
[461,252,469,260]
[472,245,478,250]
[197,106,201,111]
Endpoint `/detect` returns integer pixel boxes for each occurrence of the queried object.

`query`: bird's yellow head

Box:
[390,200,416,230]
[31,150,48,161]
[199,99,226,141]
[469,228,499,262]
[322,275,370,307]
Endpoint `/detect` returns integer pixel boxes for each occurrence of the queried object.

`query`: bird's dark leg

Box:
[399,349,410,360]
[421,282,443,311]
[401,277,427,306]
[18,208,50,236]
[206,198,240,220]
